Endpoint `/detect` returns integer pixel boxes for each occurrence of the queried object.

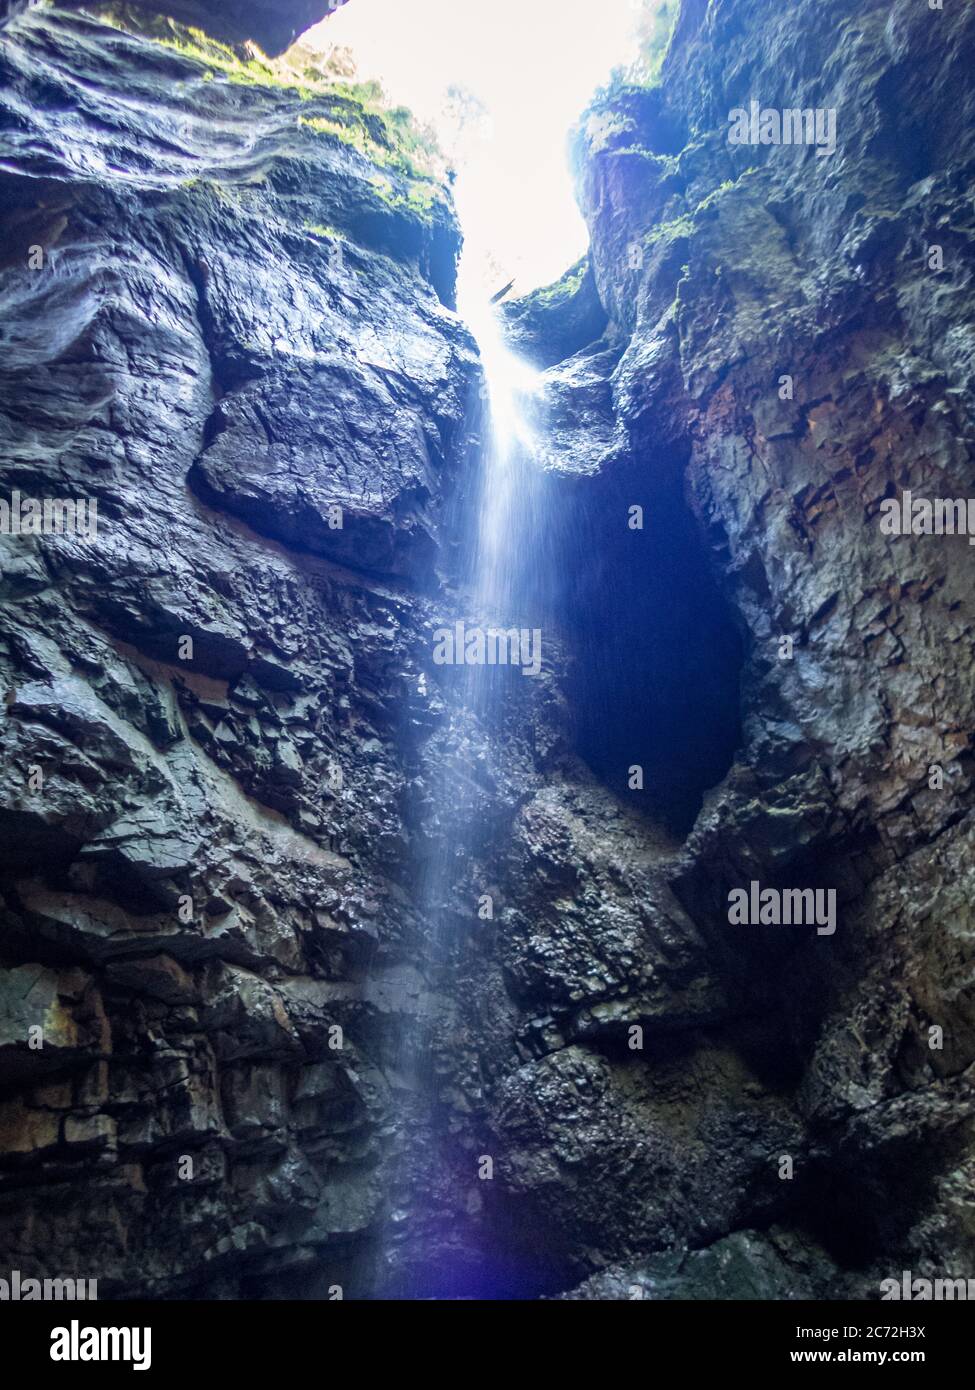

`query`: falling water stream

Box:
[457,277,545,620]
[303,18,645,1290]
[372,185,559,1297]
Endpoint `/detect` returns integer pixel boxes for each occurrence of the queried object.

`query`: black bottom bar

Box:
[2,1297,969,1374]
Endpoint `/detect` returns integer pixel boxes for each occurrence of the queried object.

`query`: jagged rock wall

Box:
[0,3,490,1297]
[545,0,975,1290]
[1,0,973,1301]
[2,0,342,54]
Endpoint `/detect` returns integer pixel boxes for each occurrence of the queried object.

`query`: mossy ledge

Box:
[501,256,609,369]
[84,2,450,224]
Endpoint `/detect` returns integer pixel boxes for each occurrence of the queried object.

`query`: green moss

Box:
[298,99,444,218]
[521,256,589,310]
[173,36,272,83]
[646,213,694,245]
[630,0,680,87]
[644,180,741,248]
[694,180,735,214]
[366,172,439,218]
[299,99,439,182]
[88,4,447,210]
[86,10,291,88]
[149,25,317,91]
[178,175,244,205]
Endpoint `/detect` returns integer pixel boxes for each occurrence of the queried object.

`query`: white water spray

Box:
[372,182,552,1298]
[319,0,649,1298]
[454,182,545,626]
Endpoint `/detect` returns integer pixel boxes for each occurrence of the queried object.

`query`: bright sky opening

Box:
[306,0,648,296]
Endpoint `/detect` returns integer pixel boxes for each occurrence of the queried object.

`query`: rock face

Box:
[500,256,607,370]
[1,0,973,1300]
[555,0,975,1292]
[0,3,483,1298]
[3,0,344,55]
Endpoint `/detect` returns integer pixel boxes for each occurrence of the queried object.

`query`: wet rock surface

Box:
[0,3,482,1298]
[0,0,973,1300]
[52,0,343,56]
[557,0,975,1292]
[501,255,607,370]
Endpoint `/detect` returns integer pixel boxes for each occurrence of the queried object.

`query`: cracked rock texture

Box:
[4,0,343,55]
[1,0,973,1300]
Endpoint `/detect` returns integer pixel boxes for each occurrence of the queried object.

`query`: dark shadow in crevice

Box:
[788,1127,967,1271]
[555,442,744,836]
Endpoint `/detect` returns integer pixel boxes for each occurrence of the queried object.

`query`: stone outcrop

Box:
[550,0,975,1291]
[1,0,973,1300]
[500,256,607,370]
[0,2,483,1297]
[2,0,344,54]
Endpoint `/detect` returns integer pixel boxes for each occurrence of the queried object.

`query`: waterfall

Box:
[373,186,554,1299]
[457,268,544,623]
